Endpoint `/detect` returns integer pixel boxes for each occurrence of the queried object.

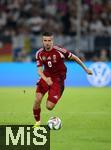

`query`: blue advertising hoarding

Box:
[0,62,111,87]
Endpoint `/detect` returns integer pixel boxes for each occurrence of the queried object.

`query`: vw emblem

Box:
[87,62,111,87]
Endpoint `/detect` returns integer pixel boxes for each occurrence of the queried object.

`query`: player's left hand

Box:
[86,69,93,75]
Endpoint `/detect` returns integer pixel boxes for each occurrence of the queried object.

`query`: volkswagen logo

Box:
[87,62,111,87]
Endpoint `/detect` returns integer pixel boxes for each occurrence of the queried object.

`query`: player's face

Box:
[42,36,54,51]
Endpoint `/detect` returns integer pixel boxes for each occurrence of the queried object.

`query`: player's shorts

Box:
[36,77,64,104]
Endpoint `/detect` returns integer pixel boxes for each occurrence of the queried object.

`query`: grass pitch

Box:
[0,87,111,150]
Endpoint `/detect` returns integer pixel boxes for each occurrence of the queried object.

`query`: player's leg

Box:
[33,92,44,125]
[46,79,64,110]
[33,79,49,127]
[46,100,56,110]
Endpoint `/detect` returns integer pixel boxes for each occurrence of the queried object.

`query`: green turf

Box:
[0,87,111,150]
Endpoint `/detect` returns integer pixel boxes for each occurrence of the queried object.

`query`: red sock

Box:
[33,108,41,121]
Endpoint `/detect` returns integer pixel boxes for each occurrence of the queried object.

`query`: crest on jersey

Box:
[53,55,57,62]
[47,56,51,60]
[42,56,46,61]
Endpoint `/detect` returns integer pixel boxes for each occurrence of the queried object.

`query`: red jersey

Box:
[36,45,72,79]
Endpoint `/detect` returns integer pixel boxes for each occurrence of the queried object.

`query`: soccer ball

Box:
[47,117,62,130]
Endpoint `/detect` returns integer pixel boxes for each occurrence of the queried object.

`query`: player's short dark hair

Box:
[42,32,53,36]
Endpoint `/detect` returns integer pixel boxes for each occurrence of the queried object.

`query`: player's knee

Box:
[46,105,54,110]
[36,94,41,101]
[46,100,56,110]
[35,98,41,104]
[46,103,55,110]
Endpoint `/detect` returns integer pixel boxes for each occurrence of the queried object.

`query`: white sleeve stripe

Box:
[54,46,67,53]
[39,55,42,61]
[57,51,65,58]
[35,48,43,59]
[68,53,72,58]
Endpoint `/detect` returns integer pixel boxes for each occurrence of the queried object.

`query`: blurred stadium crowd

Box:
[0,0,111,62]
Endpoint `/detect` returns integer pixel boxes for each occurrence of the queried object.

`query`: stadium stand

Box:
[0,0,111,62]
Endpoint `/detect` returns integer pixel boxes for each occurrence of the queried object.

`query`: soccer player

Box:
[33,32,92,127]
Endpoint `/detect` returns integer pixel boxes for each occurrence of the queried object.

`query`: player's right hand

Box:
[46,77,53,86]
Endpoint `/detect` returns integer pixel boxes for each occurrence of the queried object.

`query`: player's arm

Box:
[38,67,53,86]
[70,54,92,75]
